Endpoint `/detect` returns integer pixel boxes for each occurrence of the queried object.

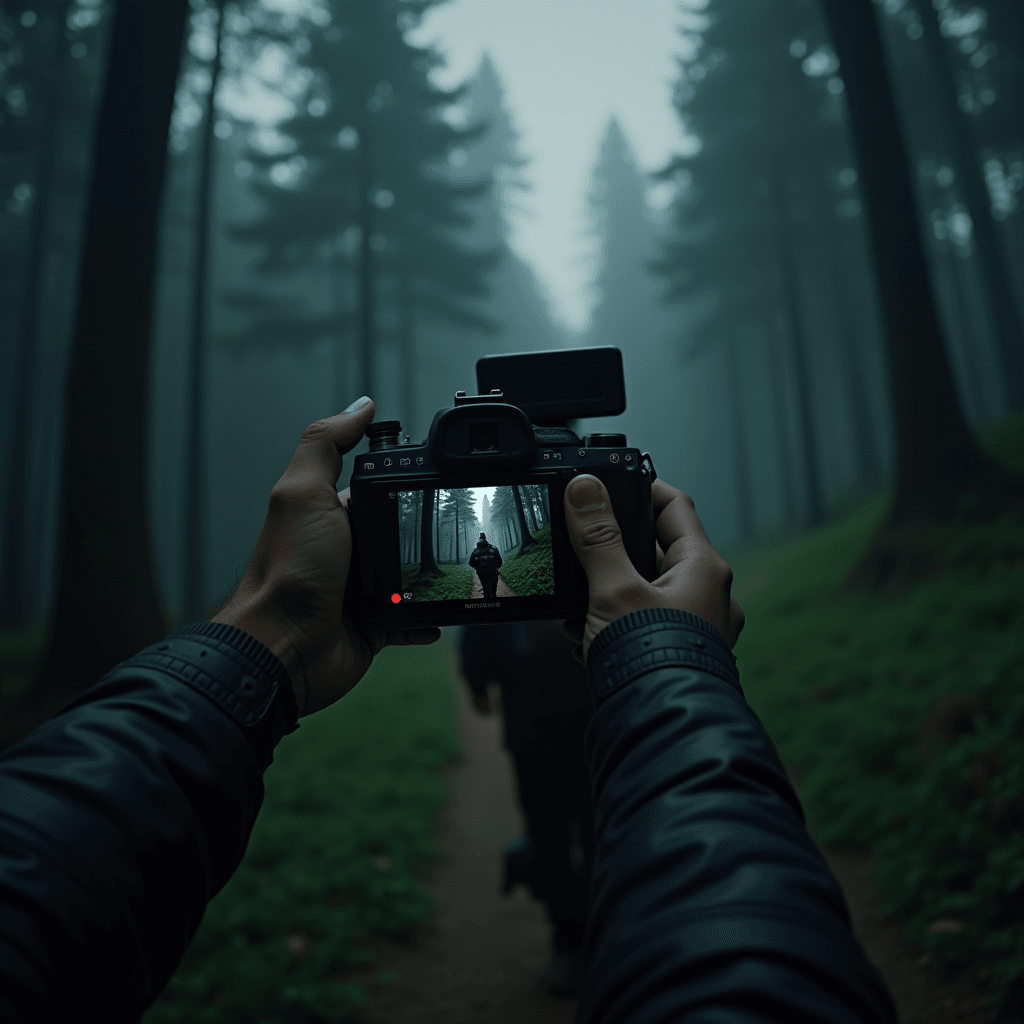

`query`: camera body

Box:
[344,348,656,629]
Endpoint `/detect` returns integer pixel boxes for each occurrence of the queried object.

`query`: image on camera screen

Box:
[396,485,554,602]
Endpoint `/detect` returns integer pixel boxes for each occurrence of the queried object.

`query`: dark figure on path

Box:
[468,533,502,599]
[459,621,593,996]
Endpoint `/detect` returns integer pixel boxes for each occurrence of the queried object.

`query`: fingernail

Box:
[568,475,605,512]
[345,396,371,413]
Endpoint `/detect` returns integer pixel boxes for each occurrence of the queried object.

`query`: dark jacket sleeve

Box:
[576,608,897,1024]
[0,621,299,1023]
[493,548,502,570]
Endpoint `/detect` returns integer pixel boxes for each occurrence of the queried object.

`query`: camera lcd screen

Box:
[395,485,555,603]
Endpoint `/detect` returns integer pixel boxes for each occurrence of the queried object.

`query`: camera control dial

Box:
[583,433,627,448]
[366,420,403,451]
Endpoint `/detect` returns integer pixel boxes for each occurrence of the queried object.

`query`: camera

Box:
[344,347,657,628]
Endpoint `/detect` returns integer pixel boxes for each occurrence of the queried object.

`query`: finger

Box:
[286,396,376,488]
[384,627,442,647]
[652,482,713,567]
[655,539,666,575]
[563,475,641,594]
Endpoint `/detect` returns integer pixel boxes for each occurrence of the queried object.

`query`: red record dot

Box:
[391,593,402,604]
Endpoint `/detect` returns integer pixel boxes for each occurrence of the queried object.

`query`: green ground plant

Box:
[731,411,1024,1011]
[498,524,554,596]
[400,563,474,601]
[144,641,458,1023]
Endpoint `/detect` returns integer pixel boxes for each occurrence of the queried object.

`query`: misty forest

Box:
[1,0,1023,1020]
[398,484,552,600]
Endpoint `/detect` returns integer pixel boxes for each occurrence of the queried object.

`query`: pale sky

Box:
[409,0,700,334]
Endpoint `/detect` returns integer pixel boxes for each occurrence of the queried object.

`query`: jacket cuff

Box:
[118,621,300,769]
[586,608,739,703]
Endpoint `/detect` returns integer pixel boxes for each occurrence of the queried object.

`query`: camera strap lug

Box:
[641,452,658,482]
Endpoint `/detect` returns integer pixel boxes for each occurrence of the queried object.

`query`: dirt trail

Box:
[469,571,518,600]
[359,667,574,1024]
[360,662,994,1024]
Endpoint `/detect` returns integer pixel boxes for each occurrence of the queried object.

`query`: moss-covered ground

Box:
[400,562,474,602]
[498,524,554,597]
[731,411,1024,1011]
[143,641,458,1023]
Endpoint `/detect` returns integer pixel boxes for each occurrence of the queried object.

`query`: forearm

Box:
[577,609,896,1024]
[0,623,298,1021]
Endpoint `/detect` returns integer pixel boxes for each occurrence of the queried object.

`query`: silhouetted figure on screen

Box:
[458,621,594,997]
[468,533,502,599]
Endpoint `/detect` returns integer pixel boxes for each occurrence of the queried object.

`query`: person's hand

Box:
[562,475,744,663]
[471,691,491,715]
[211,397,440,717]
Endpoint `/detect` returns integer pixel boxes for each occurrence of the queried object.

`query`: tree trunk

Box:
[821,0,1009,528]
[940,249,987,424]
[454,499,459,563]
[818,180,882,493]
[765,320,799,528]
[725,327,755,543]
[181,0,226,626]
[398,263,416,437]
[525,490,538,533]
[419,488,438,575]
[28,0,189,718]
[0,0,75,631]
[917,0,1024,411]
[356,120,376,399]
[772,164,826,529]
[512,485,536,552]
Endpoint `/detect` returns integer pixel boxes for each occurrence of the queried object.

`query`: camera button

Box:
[384,458,393,467]
[416,457,424,465]
[362,461,374,470]
[399,458,411,466]
[543,452,550,460]
[578,449,586,457]
[609,453,620,463]
[624,454,633,462]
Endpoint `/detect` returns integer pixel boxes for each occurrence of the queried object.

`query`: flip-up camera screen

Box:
[395,484,555,603]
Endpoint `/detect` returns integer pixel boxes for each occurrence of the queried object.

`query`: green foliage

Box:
[144,642,458,1024]
[400,563,474,601]
[498,524,554,596]
[733,415,1024,1009]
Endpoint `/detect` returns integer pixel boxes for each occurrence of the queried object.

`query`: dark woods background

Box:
[0,0,1021,710]
[1,0,1024,1016]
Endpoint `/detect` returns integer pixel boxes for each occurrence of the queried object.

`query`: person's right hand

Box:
[562,475,744,663]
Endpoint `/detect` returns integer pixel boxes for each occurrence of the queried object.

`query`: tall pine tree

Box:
[226,0,496,418]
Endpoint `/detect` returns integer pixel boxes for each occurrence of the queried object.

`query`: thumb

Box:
[287,396,375,487]
[563,475,639,596]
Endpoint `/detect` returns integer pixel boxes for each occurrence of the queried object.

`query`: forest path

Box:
[358,655,993,1024]
[358,656,575,1024]
[469,572,519,600]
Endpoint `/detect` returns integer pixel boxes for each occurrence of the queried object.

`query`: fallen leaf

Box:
[287,931,314,957]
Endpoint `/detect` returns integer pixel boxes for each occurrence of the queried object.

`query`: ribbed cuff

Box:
[136,621,300,768]
[587,608,739,703]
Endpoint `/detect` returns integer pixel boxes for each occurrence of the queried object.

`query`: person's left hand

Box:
[212,396,440,717]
